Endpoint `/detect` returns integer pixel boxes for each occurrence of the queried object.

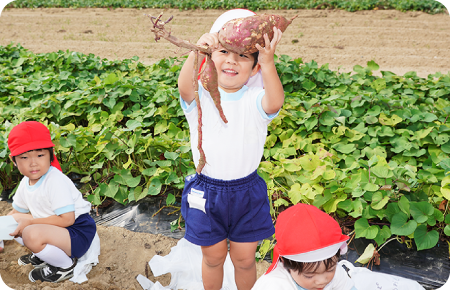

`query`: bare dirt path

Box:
[0,8,449,77]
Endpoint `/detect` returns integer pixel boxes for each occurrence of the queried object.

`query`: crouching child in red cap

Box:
[6,121,97,283]
[252,203,357,290]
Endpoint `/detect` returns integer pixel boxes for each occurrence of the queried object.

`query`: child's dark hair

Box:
[12,148,54,164]
[252,51,259,68]
[281,251,340,274]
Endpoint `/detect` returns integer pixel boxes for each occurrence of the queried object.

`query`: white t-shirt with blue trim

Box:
[12,166,91,220]
[181,82,278,180]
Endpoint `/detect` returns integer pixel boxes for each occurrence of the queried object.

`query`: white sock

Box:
[14,237,24,246]
[34,244,73,269]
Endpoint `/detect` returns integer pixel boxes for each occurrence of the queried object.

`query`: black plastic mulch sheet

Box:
[2,188,449,289]
[345,236,449,289]
[92,195,185,239]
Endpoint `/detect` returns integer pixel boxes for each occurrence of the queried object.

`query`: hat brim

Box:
[209,9,256,33]
[282,238,348,263]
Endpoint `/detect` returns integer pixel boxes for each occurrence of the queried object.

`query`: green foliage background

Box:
[2,0,450,256]
[6,0,448,14]
[1,41,450,253]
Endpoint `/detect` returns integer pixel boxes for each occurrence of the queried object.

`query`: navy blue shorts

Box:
[181,170,275,246]
[67,213,96,258]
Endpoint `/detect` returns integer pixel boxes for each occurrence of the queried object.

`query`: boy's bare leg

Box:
[22,224,71,256]
[10,213,72,256]
[229,241,258,290]
[201,239,228,290]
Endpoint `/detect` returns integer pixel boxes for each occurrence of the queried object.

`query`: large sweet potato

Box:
[218,14,297,54]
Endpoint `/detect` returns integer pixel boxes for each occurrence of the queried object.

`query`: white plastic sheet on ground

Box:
[138,239,430,290]
[138,238,237,290]
[70,232,101,284]
[340,260,425,290]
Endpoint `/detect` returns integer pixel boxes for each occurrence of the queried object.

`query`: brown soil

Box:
[0,8,449,77]
[0,7,450,290]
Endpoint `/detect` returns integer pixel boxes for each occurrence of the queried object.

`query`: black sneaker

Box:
[28,258,77,283]
[18,254,48,268]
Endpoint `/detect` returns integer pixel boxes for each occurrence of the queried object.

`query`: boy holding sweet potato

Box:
[177,9,285,290]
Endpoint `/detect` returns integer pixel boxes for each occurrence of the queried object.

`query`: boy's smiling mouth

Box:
[223,69,238,75]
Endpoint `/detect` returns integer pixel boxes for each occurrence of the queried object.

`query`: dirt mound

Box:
[0,200,174,290]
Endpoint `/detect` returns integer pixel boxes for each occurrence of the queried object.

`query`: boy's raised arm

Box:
[178,51,202,105]
[257,27,285,115]
[178,33,220,105]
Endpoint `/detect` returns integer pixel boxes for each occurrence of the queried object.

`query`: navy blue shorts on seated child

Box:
[181,170,275,246]
[67,213,96,258]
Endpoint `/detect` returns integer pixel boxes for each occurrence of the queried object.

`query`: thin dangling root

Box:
[193,51,206,174]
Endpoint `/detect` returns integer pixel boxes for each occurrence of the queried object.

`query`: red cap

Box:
[8,121,62,172]
[266,203,348,274]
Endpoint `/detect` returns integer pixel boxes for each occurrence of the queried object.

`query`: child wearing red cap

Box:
[252,203,357,290]
[5,121,97,283]
[178,8,285,290]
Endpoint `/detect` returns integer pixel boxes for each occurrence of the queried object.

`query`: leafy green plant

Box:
[1,43,450,254]
[258,55,450,252]
[0,43,193,206]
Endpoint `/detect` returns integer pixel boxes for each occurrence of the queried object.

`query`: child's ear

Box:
[251,63,261,77]
[9,155,16,167]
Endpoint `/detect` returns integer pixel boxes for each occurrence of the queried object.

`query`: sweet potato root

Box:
[219,14,298,54]
[148,13,213,174]
[200,55,228,123]
[193,52,206,173]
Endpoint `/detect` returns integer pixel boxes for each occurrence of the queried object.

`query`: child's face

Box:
[211,46,260,93]
[290,262,337,290]
[14,149,51,186]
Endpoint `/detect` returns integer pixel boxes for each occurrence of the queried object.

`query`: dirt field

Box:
[0,8,449,77]
[0,6,450,290]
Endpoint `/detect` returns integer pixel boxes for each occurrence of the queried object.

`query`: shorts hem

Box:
[229,228,275,243]
[184,234,227,247]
